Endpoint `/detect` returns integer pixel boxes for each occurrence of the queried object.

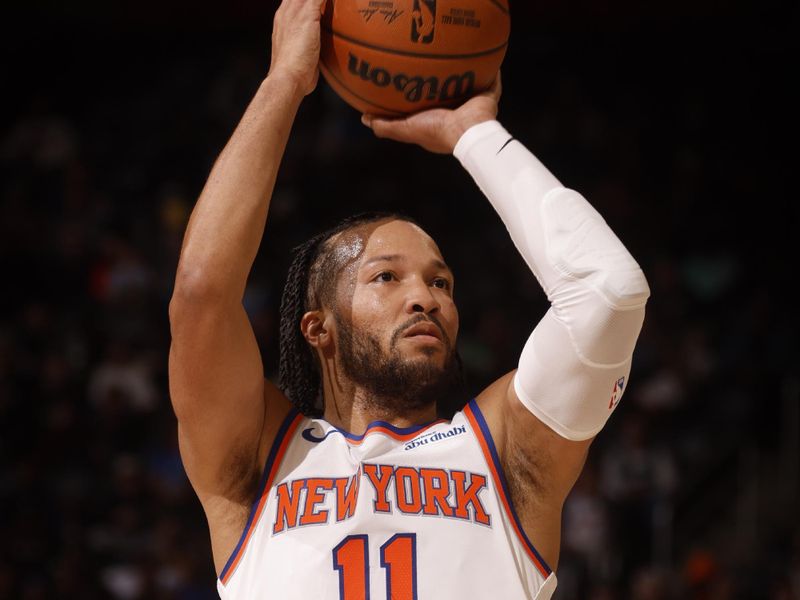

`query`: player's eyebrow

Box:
[431,259,452,273]
[363,254,402,266]
[363,254,452,274]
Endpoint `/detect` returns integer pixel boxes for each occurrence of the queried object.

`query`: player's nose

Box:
[404,278,440,315]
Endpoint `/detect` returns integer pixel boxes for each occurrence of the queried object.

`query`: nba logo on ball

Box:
[320,0,510,116]
[411,0,436,44]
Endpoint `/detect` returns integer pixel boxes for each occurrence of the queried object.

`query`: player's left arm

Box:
[364,79,650,568]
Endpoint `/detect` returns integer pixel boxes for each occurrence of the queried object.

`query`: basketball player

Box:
[168,0,650,597]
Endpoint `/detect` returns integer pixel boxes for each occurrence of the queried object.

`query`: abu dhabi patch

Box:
[404,424,466,451]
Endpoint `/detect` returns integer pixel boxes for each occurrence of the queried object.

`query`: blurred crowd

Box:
[1,9,797,600]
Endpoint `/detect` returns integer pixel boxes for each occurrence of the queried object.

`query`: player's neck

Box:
[321,384,438,435]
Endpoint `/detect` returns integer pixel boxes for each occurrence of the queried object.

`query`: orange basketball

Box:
[320,0,509,116]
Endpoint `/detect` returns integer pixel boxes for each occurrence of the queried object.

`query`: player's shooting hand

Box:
[361,73,502,154]
[268,0,327,96]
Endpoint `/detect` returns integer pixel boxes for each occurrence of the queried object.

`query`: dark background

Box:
[1,0,798,598]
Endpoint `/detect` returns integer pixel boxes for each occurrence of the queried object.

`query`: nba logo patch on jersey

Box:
[608,377,625,410]
[411,0,436,43]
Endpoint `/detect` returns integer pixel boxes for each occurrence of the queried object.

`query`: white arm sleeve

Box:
[454,120,650,441]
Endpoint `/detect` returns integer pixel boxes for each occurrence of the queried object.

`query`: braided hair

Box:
[278,212,418,416]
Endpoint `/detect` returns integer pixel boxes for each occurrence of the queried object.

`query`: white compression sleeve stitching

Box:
[454,120,650,441]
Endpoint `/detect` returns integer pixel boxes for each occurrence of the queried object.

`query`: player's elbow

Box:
[550,265,650,368]
[600,263,650,310]
[542,187,650,310]
[567,253,650,312]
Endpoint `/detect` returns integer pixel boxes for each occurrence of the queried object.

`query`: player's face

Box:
[341,219,458,364]
[330,219,461,408]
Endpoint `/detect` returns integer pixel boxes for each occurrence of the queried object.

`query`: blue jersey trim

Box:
[307,418,445,442]
[467,399,553,576]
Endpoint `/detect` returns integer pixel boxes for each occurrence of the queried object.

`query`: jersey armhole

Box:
[218,407,304,586]
[463,399,553,579]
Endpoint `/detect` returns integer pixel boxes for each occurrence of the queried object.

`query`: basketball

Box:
[320,0,510,116]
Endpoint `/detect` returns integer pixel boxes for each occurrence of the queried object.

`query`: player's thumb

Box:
[362,114,411,143]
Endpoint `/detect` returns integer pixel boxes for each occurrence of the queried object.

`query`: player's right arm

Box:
[168,0,324,574]
[364,82,650,569]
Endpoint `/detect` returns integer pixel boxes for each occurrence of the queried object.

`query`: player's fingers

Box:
[275,0,300,24]
[362,115,395,139]
[299,0,326,19]
[279,0,318,20]
[362,115,415,144]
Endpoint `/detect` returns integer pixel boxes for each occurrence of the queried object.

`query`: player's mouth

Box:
[402,322,443,344]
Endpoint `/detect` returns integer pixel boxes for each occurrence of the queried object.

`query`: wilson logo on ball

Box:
[347,53,475,103]
[411,0,436,43]
[320,0,509,115]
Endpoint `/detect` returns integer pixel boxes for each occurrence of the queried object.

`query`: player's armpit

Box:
[476,300,644,504]
[474,371,591,571]
[475,371,591,506]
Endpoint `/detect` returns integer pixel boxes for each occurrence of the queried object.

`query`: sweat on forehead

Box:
[305,219,393,310]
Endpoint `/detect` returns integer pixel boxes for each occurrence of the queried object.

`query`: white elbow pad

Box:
[455,121,650,312]
[538,186,650,309]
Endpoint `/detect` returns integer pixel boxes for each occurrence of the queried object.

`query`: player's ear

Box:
[301,310,333,349]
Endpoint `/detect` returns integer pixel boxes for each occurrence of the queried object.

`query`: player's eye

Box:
[432,277,450,290]
[375,271,395,283]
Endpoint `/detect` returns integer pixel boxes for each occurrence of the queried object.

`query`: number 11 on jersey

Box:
[332,533,418,600]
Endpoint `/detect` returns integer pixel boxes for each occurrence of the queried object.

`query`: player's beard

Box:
[336,313,463,414]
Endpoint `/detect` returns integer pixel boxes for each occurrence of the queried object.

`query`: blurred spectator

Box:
[88,342,158,413]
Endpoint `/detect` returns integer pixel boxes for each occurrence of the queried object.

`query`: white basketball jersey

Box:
[217,399,557,599]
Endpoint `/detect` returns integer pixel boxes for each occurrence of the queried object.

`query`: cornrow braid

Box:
[278,212,418,416]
